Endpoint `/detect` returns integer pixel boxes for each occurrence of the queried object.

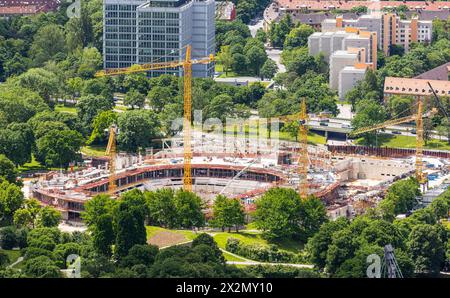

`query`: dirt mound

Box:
[148,231,187,247]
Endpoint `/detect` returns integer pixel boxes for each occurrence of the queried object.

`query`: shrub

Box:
[244,265,320,278]
[225,238,307,264]
[0,226,17,249]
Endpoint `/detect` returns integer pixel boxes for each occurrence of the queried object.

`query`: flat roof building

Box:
[321,13,432,55]
[103,0,215,78]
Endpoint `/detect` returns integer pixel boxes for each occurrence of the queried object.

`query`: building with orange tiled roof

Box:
[264,0,450,30]
[0,0,59,17]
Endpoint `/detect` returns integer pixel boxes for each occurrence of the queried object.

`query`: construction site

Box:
[28,46,450,223]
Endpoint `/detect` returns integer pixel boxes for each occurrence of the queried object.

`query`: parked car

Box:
[392,131,401,135]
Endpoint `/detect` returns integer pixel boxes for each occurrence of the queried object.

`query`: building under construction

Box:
[29,127,450,222]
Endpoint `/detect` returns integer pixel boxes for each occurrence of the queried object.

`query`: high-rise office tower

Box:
[103,0,215,78]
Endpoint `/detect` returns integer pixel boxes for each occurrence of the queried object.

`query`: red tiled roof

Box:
[0,0,59,15]
[275,0,450,12]
[0,5,39,14]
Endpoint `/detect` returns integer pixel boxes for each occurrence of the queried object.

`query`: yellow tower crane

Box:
[95,45,214,191]
[349,99,438,185]
[297,98,309,200]
[105,124,117,195]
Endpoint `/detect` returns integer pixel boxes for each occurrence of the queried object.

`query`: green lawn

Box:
[55,104,77,114]
[222,250,248,262]
[245,222,259,230]
[215,62,255,78]
[81,145,107,157]
[442,220,450,230]
[356,134,450,151]
[223,125,326,145]
[18,155,46,172]
[114,105,129,112]
[212,231,303,254]
[0,249,21,266]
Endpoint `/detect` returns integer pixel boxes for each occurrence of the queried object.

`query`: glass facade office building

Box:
[103,0,215,78]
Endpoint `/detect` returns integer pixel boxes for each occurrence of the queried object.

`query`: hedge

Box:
[225,237,307,264]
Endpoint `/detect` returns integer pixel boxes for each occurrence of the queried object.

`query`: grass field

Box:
[55,104,77,114]
[223,125,326,145]
[215,63,255,78]
[212,231,303,254]
[222,250,248,262]
[18,155,46,172]
[0,249,21,266]
[81,145,107,157]
[356,134,450,151]
[442,220,450,230]
[114,105,129,112]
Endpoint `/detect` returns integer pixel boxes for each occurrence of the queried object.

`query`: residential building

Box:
[0,0,59,17]
[321,13,432,55]
[103,0,215,78]
[215,0,236,21]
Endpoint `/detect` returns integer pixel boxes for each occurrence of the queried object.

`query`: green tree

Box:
[351,99,387,146]
[64,17,83,53]
[0,181,24,225]
[173,190,205,228]
[211,195,245,232]
[114,190,147,258]
[13,67,60,101]
[120,244,159,267]
[35,129,83,169]
[30,24,66,66]
[281,121,300,141]
[0,154,19,185]
[23,256,61,278]
[124,89,146,109]
[299,196,328,241]
[407,224,445,275]
[116,110,161,152]
[384,178,420,214]
[388,95,414,118]
[268,14,293,48]
[254,187,303,240]
[37,206,61,228]
[203,94,235,123]
[147,86,175,113]
[284,24,315,49]
[87,111,118,145]
[429,194,450,219]
[260,59,278,80]
[144,188,178,228]
[306,217,349,269]
[192,233,225,265]
[0,226,17,249]
[217,45,233,75]
[231,53,248,73]
[76,94,114,131]
[325,228,360,274]
[82,194,116,256]
[77,47,102,78]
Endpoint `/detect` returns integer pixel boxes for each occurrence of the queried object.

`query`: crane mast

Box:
[183,46,193,191]
[349,98,437,185]
[105,124,117,195]
[298,98,309,200]
[415,97,425,184]
[95,45,214,192]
